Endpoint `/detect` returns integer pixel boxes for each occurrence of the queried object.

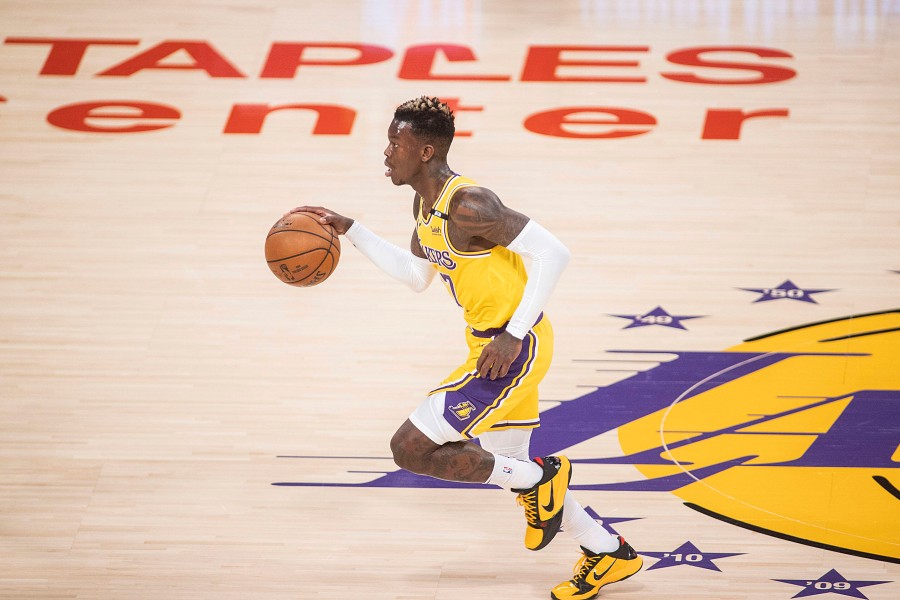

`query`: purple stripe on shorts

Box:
[489,419,540,429]
[430,372,476,395]
[441,330,538,437]
[470,312,543,339]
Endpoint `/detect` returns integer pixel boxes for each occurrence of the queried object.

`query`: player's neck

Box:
[413,163,456,211]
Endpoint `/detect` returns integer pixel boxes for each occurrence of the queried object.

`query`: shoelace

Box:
[572,553,602,583]
[516,491,538,525]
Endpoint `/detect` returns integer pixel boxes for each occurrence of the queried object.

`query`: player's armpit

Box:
[410,228,427,259]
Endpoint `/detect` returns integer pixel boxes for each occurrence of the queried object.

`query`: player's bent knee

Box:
[390,420,438,474]
[389,429,412,470]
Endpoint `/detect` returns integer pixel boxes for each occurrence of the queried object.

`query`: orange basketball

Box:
[265,211,341,287]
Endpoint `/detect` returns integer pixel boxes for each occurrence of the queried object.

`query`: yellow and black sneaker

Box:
[512,455,572,551]
[550,537,643,600]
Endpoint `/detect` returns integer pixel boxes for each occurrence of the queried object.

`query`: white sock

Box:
[485,453,543,490]
[561,494,621,554]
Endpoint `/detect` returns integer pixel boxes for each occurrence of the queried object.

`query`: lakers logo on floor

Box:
[275,310,900,562]
[615,309,899,563]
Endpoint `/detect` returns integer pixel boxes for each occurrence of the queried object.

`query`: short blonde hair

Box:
[394,96,455,145]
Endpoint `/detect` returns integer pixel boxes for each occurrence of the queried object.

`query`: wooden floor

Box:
[1,1,898,598]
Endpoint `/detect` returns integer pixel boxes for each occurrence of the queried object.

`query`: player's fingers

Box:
[289,206,340,228]
[287,206,328,216]
[304,208,344,227]
[476,352,492,379]
[488,357,499,380]
[496,360,511,379]
[319,214,346,228]
[480,360,493,379]
[489,359,506,380]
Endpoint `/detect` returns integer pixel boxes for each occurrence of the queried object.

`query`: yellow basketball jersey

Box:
[416,175,527,332]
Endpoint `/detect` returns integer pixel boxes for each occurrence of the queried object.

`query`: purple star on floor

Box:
[738,279,836,304]
[773,568,891,598]
[640,540,743,571]
[609,306,705,330]
[583,505,641,536]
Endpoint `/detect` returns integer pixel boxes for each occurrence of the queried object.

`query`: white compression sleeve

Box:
[344,221,436,292]
[505,220,571,339]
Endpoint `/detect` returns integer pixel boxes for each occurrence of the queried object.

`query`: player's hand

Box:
[476,331,523,380]
[284,206,354,235]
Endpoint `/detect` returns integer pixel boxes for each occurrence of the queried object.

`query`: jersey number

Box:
[440,273,463,307]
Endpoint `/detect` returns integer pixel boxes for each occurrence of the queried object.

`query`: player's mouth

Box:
[384,160,392,177]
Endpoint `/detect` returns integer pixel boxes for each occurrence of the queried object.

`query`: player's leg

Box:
[477,427,549,488]
[478,427,530,461]
[478,429,619,550]
[560,494,621,553]
[390,396,546,488]
[389,417,495,483]
[478,427,627,559]
[391,319,570,546]
[472,426,569,552]
[475,399,641,595]
[391,406,569,550]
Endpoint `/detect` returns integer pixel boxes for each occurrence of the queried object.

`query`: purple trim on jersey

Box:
[441,330,539,437]
[470,312,544,339]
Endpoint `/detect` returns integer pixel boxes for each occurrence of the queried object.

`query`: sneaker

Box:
[550,537,643,600]
[512,456,571,551]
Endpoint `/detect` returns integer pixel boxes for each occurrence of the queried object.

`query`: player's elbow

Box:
[405,263,436,293]
[407,279,430,293]
[554,240,572,269]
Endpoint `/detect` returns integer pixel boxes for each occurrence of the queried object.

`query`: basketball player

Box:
[289,96,641,599]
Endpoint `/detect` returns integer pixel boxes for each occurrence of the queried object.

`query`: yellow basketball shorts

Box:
[410,316,554,442]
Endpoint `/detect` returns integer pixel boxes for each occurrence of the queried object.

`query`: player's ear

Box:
[421,144,435,162]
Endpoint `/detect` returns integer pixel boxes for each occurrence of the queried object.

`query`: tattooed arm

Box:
[447,187,529,250]
[448,187,571,380]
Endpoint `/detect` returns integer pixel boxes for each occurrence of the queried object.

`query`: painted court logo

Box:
[275,310,900,564]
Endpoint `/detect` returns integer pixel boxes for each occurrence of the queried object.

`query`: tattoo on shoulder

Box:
[451,188,500,226]
[450,187,528,245]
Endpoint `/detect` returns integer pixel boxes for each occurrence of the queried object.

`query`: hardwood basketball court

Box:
[1,2,898,598]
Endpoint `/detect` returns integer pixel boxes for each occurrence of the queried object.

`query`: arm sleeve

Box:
[344,221,436,293]
[504,220,571,339]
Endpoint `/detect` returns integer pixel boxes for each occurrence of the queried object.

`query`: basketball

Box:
[265,211,341,287]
